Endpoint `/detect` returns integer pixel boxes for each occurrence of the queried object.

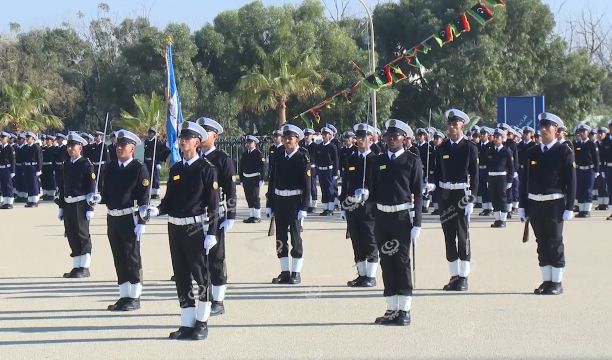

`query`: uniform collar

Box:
[118,158,133,167]
[71,156,82,163]
[387,148,404,159]
[285,148,299,159]
[183,156,199,166]
[481,140,489,145]
[359,149,371,157]
[450,138,463,145]
[204,146,216,156]
[495,144,504,151]
[323,141,331,146]
[541,139,557,151]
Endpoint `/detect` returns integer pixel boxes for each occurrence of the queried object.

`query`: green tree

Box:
[0,82,63,132]
[114,92,165,136]
[234,48,323,126]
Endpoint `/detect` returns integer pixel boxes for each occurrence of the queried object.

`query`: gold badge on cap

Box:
[118,131,125,138]
[389,119,396,127]
[449,111,455,118]
[358,124,365,130]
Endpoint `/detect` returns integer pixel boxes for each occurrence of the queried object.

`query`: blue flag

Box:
[165,42,184,164]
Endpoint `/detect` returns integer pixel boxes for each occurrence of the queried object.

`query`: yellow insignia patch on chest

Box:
[91,173,96,180]
[530,161,537,165]
[142,179,150,187]
[173,175,180,181]
[443,155,450,159]
[306,169,311,177]
[576,148,581,151]
[379,165,386,170]
[213,181,219,189]
[348,166,356,171]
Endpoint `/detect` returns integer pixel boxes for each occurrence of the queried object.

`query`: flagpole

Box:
[357,0,377,129]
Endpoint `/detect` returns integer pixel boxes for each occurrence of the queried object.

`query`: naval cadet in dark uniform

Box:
[266,125,311,285]
[487,128,515,228]
[477,127,494,216]
[91,131,110,194]
[267,129,284,181]
[302,128,318,212]
[429,109,479,292]
[143,128,170,199]
[370,119,422,326]
[240,135,264,223]
[93,130,150,311]
[56,133,96,278]
[518,112,576,295]
[316,125,339,216]
[573,124,600,217]
[41,135,57,200]
[53,133,67,188]
[339,123,378,288]
[197,117,237,316]
[595,127,609,210]
[23,132,43,207]
[599,122,612,219]
[0,132,16,209]
[145,121,219,340]
[108,131,118,163]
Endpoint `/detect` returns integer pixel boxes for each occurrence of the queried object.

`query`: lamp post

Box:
[356,0,377,128]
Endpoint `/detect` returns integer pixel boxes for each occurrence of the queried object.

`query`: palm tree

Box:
[115,92,165,136]
[234,49,323,126]
[0,82,63,132]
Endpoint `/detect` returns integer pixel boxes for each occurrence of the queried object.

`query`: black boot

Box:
[25,202,38,208]
[607,214,612,220]
[377,311,400,325]
[544,282,563,295]
[107,298,129,311]
[289,272,301,285]
[506,212,512,219]
[576,211,586,218]
[374,310,395,324]
[395,310,411,326]
[63,268,80,278]
[170,275,176,281]
[490,220,506,228]
[442,276,459,291]
[431,209,440,215]
[533,281,551,295]
[169,326,194,340]
[120,298,141,311]
[479,209,492,216]
[0,204,13,209]
[307,207,315,213]
[151,194,160,200]
[421,206,429,214]
[210,301,225,316]
[583,212,591,218]
[359,277,377,287]
[251,217,261,223]
[455,277,468,291]
[347,276,365,287]
[272,271,291,284]
[75,268,90,278]
[597,204,608,210]
[475,202,482,209]
[243,217,255,223]
[191,321,208,340]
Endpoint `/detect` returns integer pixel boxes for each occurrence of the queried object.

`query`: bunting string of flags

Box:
[291,0,506,127]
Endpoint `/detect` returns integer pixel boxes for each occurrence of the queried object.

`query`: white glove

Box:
[155,164,162,170]
[265,208,272,218]
[410,226,421,245]
[36,171,42,176]
[203,235,217,255]
[57,209,63,221]
[86,211,94,221]
[219,219,235,233]
[602,172,606,179]
[464,202,474,217]
[562,210,573,221]
[340,210,346,220]
[354,188,369,202]
[595,172,600,178]
[134,224,145,241]
[506,183,512,189]
[513,172,518,178]
[425,183,436,192]
[87,192,102,206]
[139,205,159,221]
[10,173,15,178]
[297,210,307,221]
[518,208,526,222]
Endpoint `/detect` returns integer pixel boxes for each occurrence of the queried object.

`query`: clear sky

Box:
[1,0,610,35]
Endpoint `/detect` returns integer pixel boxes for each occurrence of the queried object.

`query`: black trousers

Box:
[168,223,209,308]
[243,177,261,209]
[209,219,227,286]
[41,164,56,191]
[374,210,413,296]
[0,168,13,197]
[107,214,142,284]
[274,195,303,259]
[144,161,160,189]
[22,165,39,196]
[346,202,378,263]
[63,201,92,257]
[309,166,317,201]
[487,175,507,212]
[478,168,489,203]
[437,188,471,262]
[528,199,565,268]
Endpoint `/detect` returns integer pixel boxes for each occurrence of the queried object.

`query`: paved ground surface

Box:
[1,185,612,359]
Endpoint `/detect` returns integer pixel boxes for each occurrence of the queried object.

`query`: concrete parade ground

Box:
[1,185,611,360]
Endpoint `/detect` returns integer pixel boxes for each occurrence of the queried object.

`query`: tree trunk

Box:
[277,98,287,126]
